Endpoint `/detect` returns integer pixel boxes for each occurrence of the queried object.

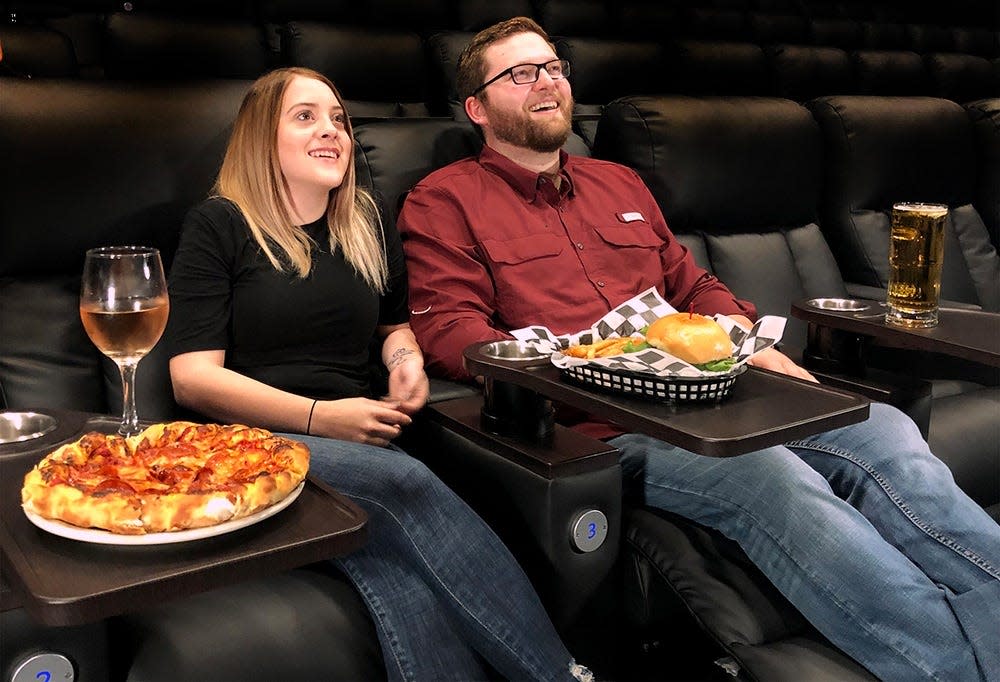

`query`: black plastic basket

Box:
[560,364,746,402]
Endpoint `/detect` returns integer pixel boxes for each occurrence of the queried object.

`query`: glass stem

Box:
[118,360,139,436]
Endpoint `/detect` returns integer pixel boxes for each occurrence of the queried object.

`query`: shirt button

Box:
[576,242,584,250]
[597,280,606,287]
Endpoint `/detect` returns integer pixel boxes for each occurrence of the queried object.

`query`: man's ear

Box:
[465,96,488,127]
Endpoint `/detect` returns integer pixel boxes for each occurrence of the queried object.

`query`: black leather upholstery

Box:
[0,77,384,681]
[113,567,384,682]
[3,4,998,678]
[808,95,1000,311]
[592,94,999,678]
[0,24,78,77]
[281,22,434,118]
[102,13,277,79]
[806,94,1000,511]
[965,98,1000,249]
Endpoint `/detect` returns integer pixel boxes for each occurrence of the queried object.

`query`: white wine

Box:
[80,297,169,361]
[886,203,946,328]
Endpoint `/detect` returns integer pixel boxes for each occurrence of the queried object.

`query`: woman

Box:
[167,67,593,682]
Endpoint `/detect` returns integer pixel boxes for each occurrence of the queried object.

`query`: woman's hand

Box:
[747,347,818,382]
[387,359,430,415]
[310,397,413,447]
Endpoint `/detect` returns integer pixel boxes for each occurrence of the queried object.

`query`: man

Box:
[397,17,1000,682]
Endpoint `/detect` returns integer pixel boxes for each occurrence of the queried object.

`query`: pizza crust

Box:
[21,422,310,535]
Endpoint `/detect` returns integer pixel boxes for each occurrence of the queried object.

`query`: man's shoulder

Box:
[412,157,484,192]
[566,155,642,180]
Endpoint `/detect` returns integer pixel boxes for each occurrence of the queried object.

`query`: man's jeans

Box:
[295,435,581,682]
[611,402,1000,681]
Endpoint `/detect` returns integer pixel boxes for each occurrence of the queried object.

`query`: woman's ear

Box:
[465,96,488,127]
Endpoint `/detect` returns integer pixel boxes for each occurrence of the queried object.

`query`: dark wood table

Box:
[791,299,1000,368]
[463,342,871,458]
[0,409,367,627]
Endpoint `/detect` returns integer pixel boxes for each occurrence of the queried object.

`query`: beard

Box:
[486,97,574,153]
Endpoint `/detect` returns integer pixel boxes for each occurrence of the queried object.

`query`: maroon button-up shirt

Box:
[399,145,755,438]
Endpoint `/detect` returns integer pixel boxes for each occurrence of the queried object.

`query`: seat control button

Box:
[11,652,75,682]
[571,510,608,552]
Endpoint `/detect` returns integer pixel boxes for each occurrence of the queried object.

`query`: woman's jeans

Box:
[611,402,1000,682]
[291,434,581,682]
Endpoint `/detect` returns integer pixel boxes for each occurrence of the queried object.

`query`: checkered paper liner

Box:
[508,288,786,402]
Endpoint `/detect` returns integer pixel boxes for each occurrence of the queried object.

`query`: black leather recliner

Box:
[0,78,384,681]
[593,94,878,681]
[348,109,874,679]
[806,95,1000,512]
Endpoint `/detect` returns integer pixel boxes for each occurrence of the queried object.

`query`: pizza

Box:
[21,422,310,535]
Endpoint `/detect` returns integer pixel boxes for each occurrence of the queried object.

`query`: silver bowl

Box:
[804,298,870,312]
[479,340,550,361]
[0,411,58,445]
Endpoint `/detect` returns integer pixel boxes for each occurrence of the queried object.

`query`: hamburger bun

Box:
[645,313,732,365]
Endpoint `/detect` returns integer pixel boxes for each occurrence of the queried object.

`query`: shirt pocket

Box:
[480,235,565,323]
[592,222,663,249]
[480,234,564,264]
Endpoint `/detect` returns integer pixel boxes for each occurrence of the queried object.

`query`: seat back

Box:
[965,98,1000,250]
[0,24,79,78]
[554,37,666,147]
[0,78,248,415]
[593,95,846,351]
[281,22,435,118]
[766,44,855,100]
[808,95,1000,311]
[102,13,277,79]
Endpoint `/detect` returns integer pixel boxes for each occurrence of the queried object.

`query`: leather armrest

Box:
[401,394,622,632]
[427,377,480,404]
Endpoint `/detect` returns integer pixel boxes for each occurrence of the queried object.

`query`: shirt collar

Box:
[479,145,575,201]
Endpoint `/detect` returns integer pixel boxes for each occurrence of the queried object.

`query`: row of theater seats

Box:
[2,68,998,679]
[2,15,998,128]
[5,0,999,44]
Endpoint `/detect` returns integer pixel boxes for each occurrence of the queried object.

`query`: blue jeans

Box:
[290,434,581,682]
[610,402,1000,681]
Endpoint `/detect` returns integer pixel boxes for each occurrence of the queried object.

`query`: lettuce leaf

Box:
[693,357,737,372]
[622,339,650,353]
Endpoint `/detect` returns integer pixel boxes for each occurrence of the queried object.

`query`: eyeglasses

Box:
[472,59,571,96]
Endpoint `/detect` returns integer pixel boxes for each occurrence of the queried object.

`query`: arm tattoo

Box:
[386,347,417,372]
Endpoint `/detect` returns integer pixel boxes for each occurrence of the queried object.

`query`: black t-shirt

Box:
[167,197,409,400]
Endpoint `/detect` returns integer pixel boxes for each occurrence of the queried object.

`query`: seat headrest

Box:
[103,14,276,79]
[808,95,976,209]
[0,79,250,277]
[353,119,482,231]
[281,22,428,113]
[594,96,821,233]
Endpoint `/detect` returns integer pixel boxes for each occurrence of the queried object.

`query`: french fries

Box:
[563,336,644,359]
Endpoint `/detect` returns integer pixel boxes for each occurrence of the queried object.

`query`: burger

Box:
[644,312,736,371]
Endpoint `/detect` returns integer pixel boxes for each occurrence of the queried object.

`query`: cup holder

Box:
[0,411,58,445]
[804,298,870,312]
[479,340,550,361]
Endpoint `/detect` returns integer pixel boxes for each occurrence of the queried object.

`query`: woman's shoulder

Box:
[185,196,246,227]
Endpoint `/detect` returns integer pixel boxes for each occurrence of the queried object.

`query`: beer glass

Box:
[886,202,947,328]
[80,246,169,435]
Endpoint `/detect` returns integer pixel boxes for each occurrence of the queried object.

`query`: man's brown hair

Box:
[455,16,556,103]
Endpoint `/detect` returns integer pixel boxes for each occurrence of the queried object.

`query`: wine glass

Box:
[80,246,169,436]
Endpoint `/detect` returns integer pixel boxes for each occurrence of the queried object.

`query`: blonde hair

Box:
[214,67,387,291]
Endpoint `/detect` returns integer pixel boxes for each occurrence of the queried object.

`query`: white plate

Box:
[22,482,304,546]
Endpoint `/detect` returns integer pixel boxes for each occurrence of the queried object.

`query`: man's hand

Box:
[387,359,430,415]
[747,347,818,382]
